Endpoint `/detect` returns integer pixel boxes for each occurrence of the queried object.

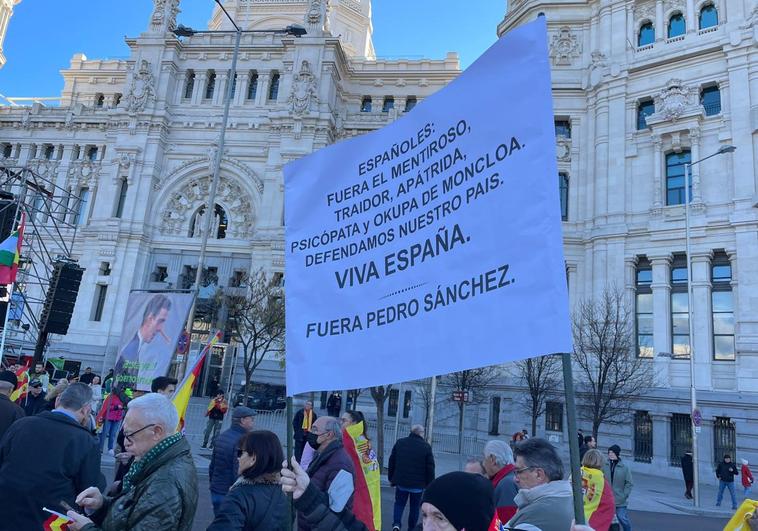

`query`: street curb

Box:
[658,500,736,518]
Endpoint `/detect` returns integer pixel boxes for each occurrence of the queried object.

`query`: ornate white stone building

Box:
[1,0,758,478]
[0,0,458,392]
[492,0,758,478]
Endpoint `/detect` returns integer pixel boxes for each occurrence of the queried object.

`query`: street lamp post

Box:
[684,144,735,508]
[174,1,305,376]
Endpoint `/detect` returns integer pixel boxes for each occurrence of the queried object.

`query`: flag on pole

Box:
[42,511,70,530]
[0,212,25,285]
[172,330,222,431]
[10,359,31,403]
[342,421,381,530]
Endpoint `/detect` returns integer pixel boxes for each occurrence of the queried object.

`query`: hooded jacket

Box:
[507,480,574,531]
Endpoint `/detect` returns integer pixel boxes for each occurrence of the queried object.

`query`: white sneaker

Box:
[108,449,114,456]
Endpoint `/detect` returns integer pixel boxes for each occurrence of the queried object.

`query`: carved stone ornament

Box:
[118,153,134,170]
[653,79,698,121]
[67,160,101,186]
[305,0,327,34]
[585,50,608,89]
[125,60,155,114]
[633,1,655,20]
[742,5,758,29]
[550,27,582,66]
[151,0,179,32]
[556,137,571,162]
[289,60,318,116]
[159,176,254,239]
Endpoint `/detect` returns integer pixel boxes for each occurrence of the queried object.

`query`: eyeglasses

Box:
[513,465,537,475]
[123,424,156,442]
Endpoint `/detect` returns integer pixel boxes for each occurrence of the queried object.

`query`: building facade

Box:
[491,0,758,479]
[0,0,458,391]
[1,0,758,479]
[0,0,20,69]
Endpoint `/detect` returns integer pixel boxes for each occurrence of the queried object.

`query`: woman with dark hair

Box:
[341,409,381,531]
[207,430,288,530]
[340,410,368,437]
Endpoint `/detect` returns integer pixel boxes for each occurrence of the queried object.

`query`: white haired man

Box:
[66,393,198,531]
[483,439,518,523]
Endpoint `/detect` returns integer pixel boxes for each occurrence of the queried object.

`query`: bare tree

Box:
[226,270,285,404]
[370,385,393,471]
[415,376,439,431]
[572,287,656,440]
[515,355,562,437]
[442,367,500,453]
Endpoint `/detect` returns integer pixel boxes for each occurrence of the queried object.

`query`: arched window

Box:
[360,97,372,112]
[638,21,655,46]
[666,150,692,205]
[559,172,569,221]
[699,4,718,29]
[700,84,721,116]
[668,13,685,37]
[184,70,195,99]
[190,204,228,239]
[268,72,280,101]
[95,93,105,108]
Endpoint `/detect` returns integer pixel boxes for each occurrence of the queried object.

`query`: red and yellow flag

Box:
[10,360,31,403]
[343,421,381,531]
[43,512,70,530]
[0,212,25,285]
[172,330,222,431]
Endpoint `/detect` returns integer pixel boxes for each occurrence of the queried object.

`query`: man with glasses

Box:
[506,438,574,531]
[299,416,355,531]
[208,406,255,515]
[0,382,105,530]
[65,393,198,530]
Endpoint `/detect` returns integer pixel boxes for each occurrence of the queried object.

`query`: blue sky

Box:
[0,0,504,98]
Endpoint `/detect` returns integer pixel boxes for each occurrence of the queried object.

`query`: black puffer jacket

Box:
[294,482,368,531]
[717,461,739,483]
[207,474,287,530]
[388,432,435,489]
[209,424,248,495]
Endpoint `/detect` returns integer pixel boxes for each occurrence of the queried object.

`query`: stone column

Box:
[689,128,701,202]
[192,72,206,106]
[655,0,665,41]
[214,73,227,106]
[651,413,671,469]
[625,256,637,304]
[652,134,663,209]
[235,72,248,106]
[177,71,188,103]
[685,0,695,32]
[256,73,270,106]
[651,254,672,366]
[691,252,713,390]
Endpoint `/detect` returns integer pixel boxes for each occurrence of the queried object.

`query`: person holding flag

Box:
[580,449,615,531]
[9,359,31,404]
[202,389,229,449]
[173,330,223,432]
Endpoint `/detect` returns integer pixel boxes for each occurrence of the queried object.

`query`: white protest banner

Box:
[284,18,571,395]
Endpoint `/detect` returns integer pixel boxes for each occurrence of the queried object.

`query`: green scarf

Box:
[121,432,183,494]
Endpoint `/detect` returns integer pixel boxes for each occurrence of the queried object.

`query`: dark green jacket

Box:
[83,437,198,531]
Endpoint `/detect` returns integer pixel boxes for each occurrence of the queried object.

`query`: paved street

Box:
[102,461,731,531]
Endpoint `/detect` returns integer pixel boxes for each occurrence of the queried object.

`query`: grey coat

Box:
[507,480,574,531]
[603,459,633,507]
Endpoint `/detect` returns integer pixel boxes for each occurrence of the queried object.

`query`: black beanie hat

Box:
[422,471,495,531]
[609,444,621,458]
[0,370,18,389]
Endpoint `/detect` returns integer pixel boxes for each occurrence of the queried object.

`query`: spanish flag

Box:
[0,212,25,285]
[172,330,222,431]
[724,499,758,531]
[43,512,70,530]
[10,360,30,403]
[343,421,381,531]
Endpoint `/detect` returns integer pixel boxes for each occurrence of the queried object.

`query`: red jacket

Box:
[491,464,518,523]
[742,464,754,488]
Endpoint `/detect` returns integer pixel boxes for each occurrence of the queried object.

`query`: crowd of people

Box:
[0,368,755,530]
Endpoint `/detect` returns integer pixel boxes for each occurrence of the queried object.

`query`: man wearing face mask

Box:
[298,416,355,531]
[0,382,105,529]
